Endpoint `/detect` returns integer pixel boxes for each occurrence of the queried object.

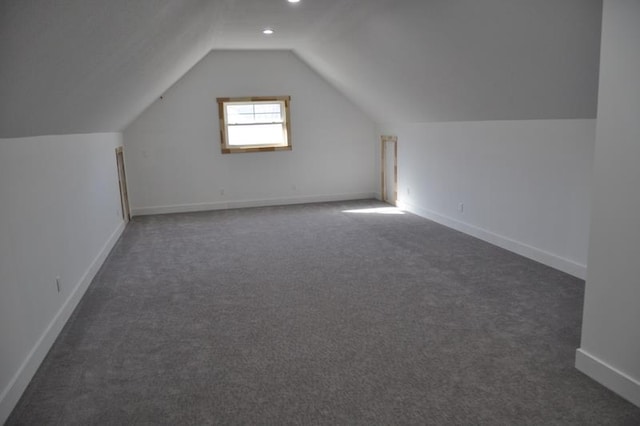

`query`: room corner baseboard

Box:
[0,221,127,424]
[576,349,640,407]
[131,192,377,216]
[396,200,587,279]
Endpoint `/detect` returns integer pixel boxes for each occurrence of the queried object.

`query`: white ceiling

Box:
[0,0,602,138]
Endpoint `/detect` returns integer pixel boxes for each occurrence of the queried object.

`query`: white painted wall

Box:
[123,50,376,215]
[576,0,640,407]
[377,120,595,278]
[0,133,126,423]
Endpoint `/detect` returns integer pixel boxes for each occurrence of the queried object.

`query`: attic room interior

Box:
[1,0,639,423]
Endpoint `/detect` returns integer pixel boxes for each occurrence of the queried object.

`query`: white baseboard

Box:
[397,200,586,279]
[132,201,229,216]
[131,192,377,216]
[576,349,640,407]
[0,221,126,424]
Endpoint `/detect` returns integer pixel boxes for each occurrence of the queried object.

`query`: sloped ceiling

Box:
[0,0,602,138]
[299,0,603,124]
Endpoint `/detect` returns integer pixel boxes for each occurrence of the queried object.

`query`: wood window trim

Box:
[217,96,292,154]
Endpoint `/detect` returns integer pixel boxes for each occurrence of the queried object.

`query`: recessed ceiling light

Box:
[288,0,301,3]
[262,28,274,35]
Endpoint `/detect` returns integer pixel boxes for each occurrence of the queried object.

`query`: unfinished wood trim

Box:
[216,96,290,103]
[217,98,227,152]
[393,139,398,203]
[381,138,386,203]
[217,96,292,154]
[221,146,292,154]
[115,146,131,222]
[380,135,398,205]
[284,97,292,151]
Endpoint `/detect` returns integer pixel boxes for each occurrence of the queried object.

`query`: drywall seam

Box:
[131,192,376,216]
[397,199,586,279]
[0,221,126,424]
[576,349,640,407]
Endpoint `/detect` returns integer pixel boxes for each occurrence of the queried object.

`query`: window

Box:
[217,96,292,154]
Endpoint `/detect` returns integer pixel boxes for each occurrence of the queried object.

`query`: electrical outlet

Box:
[56,276,61,293]
[458,203,464,213]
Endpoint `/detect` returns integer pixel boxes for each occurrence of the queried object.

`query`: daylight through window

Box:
[217,96,292,154]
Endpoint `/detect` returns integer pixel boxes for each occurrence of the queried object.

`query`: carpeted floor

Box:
[7,200,640,425]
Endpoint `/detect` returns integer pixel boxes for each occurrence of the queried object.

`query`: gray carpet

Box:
[7,200,640,425]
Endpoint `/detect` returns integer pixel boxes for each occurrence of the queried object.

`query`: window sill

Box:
[221,145,292,154]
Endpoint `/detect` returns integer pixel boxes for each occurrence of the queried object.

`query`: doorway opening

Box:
[380,135,398,206]
[115,146,131,222]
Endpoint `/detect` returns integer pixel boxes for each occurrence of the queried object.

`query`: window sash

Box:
[227,123,287,147]
[226,102,284,125]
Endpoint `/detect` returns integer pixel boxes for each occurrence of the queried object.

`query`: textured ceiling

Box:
[0,0,602,138]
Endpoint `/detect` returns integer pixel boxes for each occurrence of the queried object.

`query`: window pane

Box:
[254,103,281,114]
[228,124,285,146]
[226,105,253,124]
[227,104,254,115]
[253,113,283,123]
[227,113,255,125]
[226,103,283,125]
